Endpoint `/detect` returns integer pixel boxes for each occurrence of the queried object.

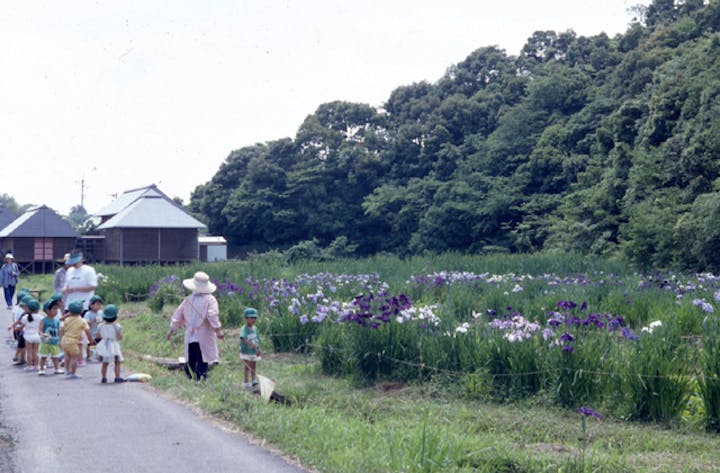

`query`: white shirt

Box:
[64,264,98,309]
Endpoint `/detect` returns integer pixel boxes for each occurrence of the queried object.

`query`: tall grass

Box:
[68,253,720,426]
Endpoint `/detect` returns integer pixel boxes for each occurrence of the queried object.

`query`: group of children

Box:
[8,290,126,383]
[8,289,265,389]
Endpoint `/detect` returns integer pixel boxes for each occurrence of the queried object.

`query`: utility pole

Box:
[80,176,86,209]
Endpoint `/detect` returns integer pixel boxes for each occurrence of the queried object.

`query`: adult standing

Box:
[54,253,70,295]
[0,254,19,309]
[62,250,98,310]
[166,271,224,381]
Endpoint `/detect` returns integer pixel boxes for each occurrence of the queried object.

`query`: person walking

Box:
[166,272,224,382]
[0,253,19,309]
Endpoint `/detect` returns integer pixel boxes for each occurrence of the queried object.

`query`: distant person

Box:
[240,307,261,390]
[54,253,70,296]
[95,304,125,384]
[62,250,98,310]
[166,271,224,382]
[0,253,19,309]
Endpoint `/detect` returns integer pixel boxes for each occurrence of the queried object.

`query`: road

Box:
[0,306,307,473]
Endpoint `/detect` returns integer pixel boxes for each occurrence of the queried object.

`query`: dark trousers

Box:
[185,342,208,380]
[3,285,15,307]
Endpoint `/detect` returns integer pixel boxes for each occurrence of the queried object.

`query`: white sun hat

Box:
[182,271,217,294]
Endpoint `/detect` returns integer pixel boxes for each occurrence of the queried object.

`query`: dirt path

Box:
[0,306,307,473]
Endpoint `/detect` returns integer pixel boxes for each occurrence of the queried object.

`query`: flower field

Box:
[96,253,720,431]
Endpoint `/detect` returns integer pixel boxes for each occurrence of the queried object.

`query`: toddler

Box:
[38,299,64,375]
[95,304,125,384]
[15,298,42,370]
[60,301,94,379]
[240,308,261,389]
[84,295,103,360]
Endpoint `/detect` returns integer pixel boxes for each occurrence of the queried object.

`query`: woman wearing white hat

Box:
[166,271,224,381]
[0,254,19,309]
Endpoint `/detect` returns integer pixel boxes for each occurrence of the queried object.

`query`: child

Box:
[95,304,125,384]
[38,299,64,375]
[15,298,42,370]
[83,295,103,361]
[60,301,94,379]
[8,294,29,365]
[239,307,262,390]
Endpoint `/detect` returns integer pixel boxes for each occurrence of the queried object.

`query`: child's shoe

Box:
[54,369,65,375]
[101,378,107,384]
[114,377,126,383]
[38,369,45,376]
[242,382,252,390]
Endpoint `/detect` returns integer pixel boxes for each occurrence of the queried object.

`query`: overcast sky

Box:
[1,0,649,215]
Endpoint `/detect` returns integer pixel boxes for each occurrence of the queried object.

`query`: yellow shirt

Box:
[63,316,89,340]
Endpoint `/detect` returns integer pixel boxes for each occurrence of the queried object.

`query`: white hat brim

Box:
[182,278,216,294]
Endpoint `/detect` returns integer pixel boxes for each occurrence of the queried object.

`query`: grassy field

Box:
[17,254,720,472]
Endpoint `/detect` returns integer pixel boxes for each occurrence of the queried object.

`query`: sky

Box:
[0,0,649,216]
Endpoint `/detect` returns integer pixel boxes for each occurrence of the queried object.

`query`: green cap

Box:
[26,299,40,311]
[244,307,258,318]
[67,301,84,314]
[18,295,30,306]
[43,298,58,311]
[102,304,118,320]
[89,295,103,305]
[50,292,63,302]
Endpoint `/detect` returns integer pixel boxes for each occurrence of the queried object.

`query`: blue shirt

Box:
[42,317,60,345]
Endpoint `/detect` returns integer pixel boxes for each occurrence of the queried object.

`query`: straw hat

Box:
[183,271,216,294]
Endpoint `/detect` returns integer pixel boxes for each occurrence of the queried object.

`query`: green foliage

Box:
[185,2,720,271]
[700,315,720,432]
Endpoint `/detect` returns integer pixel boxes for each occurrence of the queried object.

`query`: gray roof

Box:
[0,206,79,238]
[0,206,18,230]
[95,184,168,217]
[96,196,206,230]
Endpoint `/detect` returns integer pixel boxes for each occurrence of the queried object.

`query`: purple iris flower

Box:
[576,406,603,419]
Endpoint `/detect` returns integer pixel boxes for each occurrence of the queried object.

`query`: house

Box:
[94,184,207,264]
[0,205,79,273]
[199,235,227,262]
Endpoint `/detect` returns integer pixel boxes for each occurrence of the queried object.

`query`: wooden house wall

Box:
[52,238,76,260]
[101,228,198,263]
[159,228,197,262]
[0,238,33,261]
[124,229,159,262]
[103,229,121,262]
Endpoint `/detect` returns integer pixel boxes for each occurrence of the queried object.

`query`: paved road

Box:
[0,306,307,473]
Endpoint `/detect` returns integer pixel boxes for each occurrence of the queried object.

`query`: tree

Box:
[66,205,94,235]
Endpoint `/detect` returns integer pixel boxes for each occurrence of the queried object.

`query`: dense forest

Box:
[190,0,720,271]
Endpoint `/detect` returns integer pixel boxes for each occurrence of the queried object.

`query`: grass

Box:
[17,255,720,472]
[114,308,720,473]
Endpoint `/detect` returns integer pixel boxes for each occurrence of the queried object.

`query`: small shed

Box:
[0,205,79,273]
[199,236,227,262]
[96,193,206,264]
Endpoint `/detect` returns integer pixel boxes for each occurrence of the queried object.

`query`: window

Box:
[34,238,53,260]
